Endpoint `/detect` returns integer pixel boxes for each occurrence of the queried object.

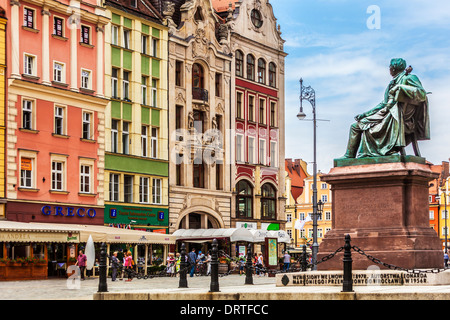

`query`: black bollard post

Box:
[209,238,220,292]
[97,242,108,293]
[301,244,308,271]
[245,243,253,285]
[342,234,354,293]
[179,243,188,288]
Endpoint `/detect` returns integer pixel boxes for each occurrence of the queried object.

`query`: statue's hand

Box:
[389,85,400,97]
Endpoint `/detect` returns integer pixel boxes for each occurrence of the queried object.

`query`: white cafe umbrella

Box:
[85,235,95,270]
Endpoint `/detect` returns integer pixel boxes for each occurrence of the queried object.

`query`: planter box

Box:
[0,264,48,281]
[218,263,229,274]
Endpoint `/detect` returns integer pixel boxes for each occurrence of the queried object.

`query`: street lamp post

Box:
[297,78,319,270]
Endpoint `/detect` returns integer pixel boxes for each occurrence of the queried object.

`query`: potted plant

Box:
[0,258,10,266]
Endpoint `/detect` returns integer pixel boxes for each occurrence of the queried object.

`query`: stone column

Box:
[69,14,78,91]
[96,25,104,97]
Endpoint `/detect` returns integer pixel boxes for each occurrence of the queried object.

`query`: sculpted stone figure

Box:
[340,58,430,159]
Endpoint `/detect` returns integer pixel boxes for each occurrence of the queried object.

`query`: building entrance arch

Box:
[175,206,224,230]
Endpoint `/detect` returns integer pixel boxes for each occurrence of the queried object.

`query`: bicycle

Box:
[195,263,207,276]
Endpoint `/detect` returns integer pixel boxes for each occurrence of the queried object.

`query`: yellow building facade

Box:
[294,172,332,249]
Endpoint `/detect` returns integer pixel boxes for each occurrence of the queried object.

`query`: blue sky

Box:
[270,0,450,173]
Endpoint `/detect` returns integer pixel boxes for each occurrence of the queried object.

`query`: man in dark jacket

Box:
[188,248,197,277]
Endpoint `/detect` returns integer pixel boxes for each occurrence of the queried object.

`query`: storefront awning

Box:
[173,228,254,242]
[267,230,291,244]
[0,221,80,243]
[76,224,176,245]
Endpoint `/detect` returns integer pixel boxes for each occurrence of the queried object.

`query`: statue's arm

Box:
[355,102,386,121]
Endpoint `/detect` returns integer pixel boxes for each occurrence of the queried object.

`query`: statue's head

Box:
[389,58,407,77]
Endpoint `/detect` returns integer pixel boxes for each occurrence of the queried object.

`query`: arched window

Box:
[247,54,255,81]
[236,180,253,218]
[258,58,266,84]
[192,63,204,88]
[269,62,276,87]
[261,183,276,220]
[235,50,244,77]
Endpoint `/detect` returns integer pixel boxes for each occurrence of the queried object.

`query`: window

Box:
[109,173,119,201]
[251,9,263,28]
[192,63,204,89]
[247,55,255,81]
[215,73,222,97]
[175,61,183,87]
[111,68,119,99]
[22,99,33,130]
[81,25,90,44]
[51,161,64,191]
[24,54,35,76]
[152,178,161,204]
[139,177,149,203]
[259,139,266,165]
[270,102,276,127]
[123,29,131,49]
[130,0,136,7]
[248,137,255,164]
[258,59,266,84]
[111,25,119,46]
[259,98,265,124]
[141,34,148,54]
[122,71,130,100]
[261,183,276,220]
[124,175,133,203]
[443,210,449,220]
[152,38,158,57]
[235,50,244,77]
[23,8,34,28]
[299,213,305,221]
[20,157,34,188]
[270,141,277,167]
[176,163,183,186]
[269,62,276,87]
[82,111,92,140]
[141,76,148,105]
[141,125,149,157]
[193,110,205,134]
[443,227,449,237]
[80,165,91,193]
[53,17,64,37]
[216,164,223,190]
[176,106,183,130]
[236,180,253,218]
[111,119,119,153]
[287,214,292,223]
[54,106,65,135]
[325,212,332,220]
[151,127,158,158]
[53,62,64,83]
[321,195,328,203]
[193,163,205,188]
[236,134,243,162]
[151,79,157,107]
[248,95,255,121]
[81,69,91,89]
[236,92,243,119]
[122,121,130,155]
[321,183,327,189]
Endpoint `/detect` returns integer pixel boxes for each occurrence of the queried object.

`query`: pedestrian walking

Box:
[175,252,181,275]
[283,252,291,271]
[167,253,175,276]
[110,251,120,281]
[124,251,133,281]
[188,248,197,277]
[445,252,449,268]
[205,251,212,276]
[75,250,87,280]
[256,252,265,276]
[238,257,245,275]
[197,250,205,275]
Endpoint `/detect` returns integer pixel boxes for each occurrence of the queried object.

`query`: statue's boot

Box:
[336,123,361,159]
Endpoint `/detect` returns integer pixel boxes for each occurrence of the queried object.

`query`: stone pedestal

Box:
[318,156,443,270]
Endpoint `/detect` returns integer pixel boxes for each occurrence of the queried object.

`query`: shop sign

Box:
[236,221,257,230]
[104,205,168,227]
[41,205,97,218]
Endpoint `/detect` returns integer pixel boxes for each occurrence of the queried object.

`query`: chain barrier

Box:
[351,245,446,274]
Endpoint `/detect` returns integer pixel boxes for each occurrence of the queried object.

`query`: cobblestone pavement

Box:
[0,274,275,300]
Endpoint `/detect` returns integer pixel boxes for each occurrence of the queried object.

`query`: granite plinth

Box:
[318,160,442,271]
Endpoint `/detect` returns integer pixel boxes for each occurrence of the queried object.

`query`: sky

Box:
[269,0,450,174]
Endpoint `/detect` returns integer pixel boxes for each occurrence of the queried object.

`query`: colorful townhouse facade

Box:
[295,169,333,248]
[213,0,287,233]
[284,159,308,248]
[103,0,170,233]
[4,0,109,225]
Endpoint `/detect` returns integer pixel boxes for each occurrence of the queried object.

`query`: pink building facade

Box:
[3,0,109,225]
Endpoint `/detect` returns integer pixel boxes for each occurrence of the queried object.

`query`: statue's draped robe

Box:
[356,71,430,158]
